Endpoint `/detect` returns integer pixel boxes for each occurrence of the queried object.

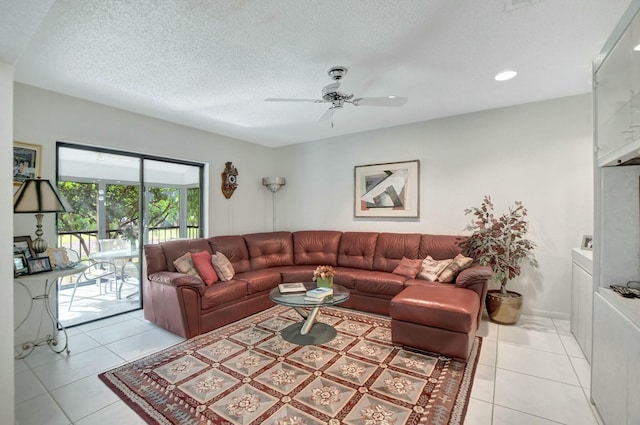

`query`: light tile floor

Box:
[14,311,603,425]
[465,315,602,425]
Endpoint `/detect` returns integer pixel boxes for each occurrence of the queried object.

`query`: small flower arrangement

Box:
[313,265,336,281]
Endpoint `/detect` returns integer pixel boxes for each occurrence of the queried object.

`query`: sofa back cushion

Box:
[207,235,251,274]
[293,231,342,266]
[337,232,379,270]
[144,244,167,275]
[419,234,465,260]
[157,238,212,272]
[243,231,294,270]
[373,232,421,272]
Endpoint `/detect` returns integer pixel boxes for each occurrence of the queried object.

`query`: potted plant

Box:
[460,196,538,324]
[313,265,336,288]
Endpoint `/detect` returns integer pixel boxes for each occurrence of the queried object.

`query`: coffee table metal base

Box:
[281,322,337,345]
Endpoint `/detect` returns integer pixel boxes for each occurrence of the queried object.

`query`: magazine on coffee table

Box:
[278,282,307,293]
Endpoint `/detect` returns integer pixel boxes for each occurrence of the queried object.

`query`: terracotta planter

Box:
[485,289,522,324]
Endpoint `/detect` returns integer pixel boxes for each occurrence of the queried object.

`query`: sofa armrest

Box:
[148,271,204,288]
[454,265,492,298]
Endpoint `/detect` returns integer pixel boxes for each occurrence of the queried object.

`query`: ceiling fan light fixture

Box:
[495,70,518,81]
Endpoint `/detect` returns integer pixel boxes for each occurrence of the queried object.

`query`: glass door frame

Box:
[55,142,205,316]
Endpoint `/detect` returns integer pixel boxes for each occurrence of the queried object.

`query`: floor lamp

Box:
[13,178,72,254]
[262,177,286,231]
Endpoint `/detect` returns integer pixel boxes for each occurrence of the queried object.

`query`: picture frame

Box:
[354,160,420,218]
[13,253,29,277]
[46,247,69,267]
[581,235,593,250]
[27,256,52,274]
[13,141,42,186]
[13,235,35,260]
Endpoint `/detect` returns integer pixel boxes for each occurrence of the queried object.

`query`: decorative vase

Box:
[316,277,333,288]
[485,289,522,324]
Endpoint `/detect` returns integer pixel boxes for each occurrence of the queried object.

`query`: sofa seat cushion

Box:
[333,267,362,289]
[354,271,406,296]
[279,265,316,283]
[234,269,282,294]
[390,285,479,333]
[201,280,248,310]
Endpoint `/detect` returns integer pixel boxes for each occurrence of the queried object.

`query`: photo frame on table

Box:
[581,235,593,251]
[27,256,52,274]
[13,141,41,186]
[46,247,69,268]
[354,160,420,218]
[13,235,35,260]
[13,253,29,277]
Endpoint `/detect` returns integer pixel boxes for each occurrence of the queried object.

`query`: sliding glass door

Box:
[56,144,203,326]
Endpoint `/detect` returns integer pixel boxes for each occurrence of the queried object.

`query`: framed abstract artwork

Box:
[354,160,420,218]
[13,141,41,185]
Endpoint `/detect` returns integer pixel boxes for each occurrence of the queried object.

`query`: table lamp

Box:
[13,178,72,255]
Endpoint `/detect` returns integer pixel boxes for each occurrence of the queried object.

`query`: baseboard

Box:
[524,308,570,321]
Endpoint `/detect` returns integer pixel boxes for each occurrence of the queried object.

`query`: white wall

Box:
[1,62,15,425]
[13,83,278,239]
[275,94,594,318]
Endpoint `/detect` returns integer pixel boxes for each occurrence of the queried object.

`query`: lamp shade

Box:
[262,176,286,193]
[13,178,72,213]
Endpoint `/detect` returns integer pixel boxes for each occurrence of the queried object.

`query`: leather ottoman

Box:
[390,284,480,361]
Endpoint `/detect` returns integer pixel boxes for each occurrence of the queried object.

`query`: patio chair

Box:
[65,248,119,311]
[98,238,139,300]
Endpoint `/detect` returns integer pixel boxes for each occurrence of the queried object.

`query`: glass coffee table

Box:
[269,282,350,345]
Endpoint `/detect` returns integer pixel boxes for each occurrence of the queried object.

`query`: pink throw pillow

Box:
[392,257,423,279]
[191,250,218,286]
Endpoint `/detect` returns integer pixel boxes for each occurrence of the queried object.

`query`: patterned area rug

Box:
[99,305,481,425]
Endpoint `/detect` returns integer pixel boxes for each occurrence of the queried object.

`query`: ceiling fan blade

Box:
[319,106,342,127]
[265,98,324,103]
[352,96,408,107]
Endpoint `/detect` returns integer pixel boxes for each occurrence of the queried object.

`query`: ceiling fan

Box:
[265,66,408,125]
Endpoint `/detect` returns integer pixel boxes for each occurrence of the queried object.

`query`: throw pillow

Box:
[173,252,200,279]
[418,256,453,281]
[191,250,218,286]
[211,251,235,281]
[438,253,474,283]
[392,257,423,278]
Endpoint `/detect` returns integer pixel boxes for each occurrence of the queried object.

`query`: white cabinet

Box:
[595,3,640,166]
[591,293,640,425]
[571,249,593,362]
[593,3,640,424]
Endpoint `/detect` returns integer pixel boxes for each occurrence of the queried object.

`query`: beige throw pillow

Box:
[173,252,200,278]
[437,253,474,283]
[211,251,235,281]
[418,256,453,281]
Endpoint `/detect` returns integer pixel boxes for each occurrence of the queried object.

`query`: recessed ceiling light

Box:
[495,70,518,81]
[388,96,396,99]
[634,43,640,51]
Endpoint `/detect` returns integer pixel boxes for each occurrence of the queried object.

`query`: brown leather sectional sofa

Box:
[143,231,493,360]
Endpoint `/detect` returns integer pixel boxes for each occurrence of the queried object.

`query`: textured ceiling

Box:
[2,0,633,147]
